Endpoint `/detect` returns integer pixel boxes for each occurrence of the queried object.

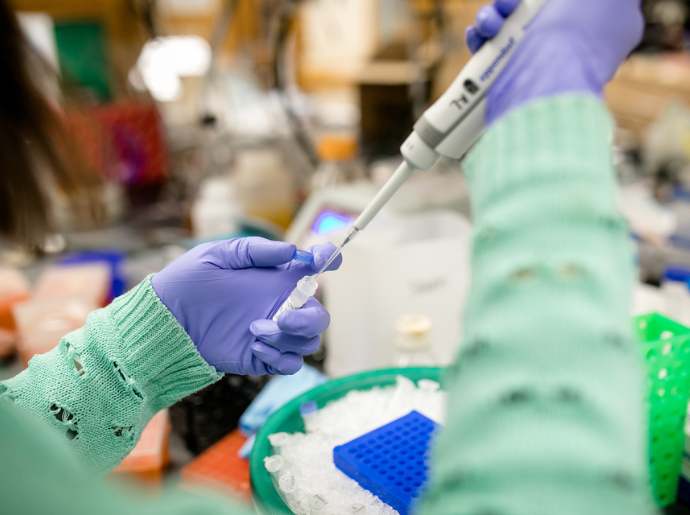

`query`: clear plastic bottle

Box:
[394,314,436,367]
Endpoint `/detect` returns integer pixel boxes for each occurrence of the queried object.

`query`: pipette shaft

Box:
[315,161,415,275]
[351,161,416,233]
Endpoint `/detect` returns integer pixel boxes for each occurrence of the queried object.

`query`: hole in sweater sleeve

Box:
[554,386,582,404]
[0,384,16,402]
[463,338,490,359]
[112,425,135,444]
[49,403,79,440]
[72,356,85,376]
[558,263,585,280]
[63,341,85,377]
[112,362,144,400]
[50,404,75,423]
[510,267,537,281]
[607,471,636,491]
[499,388,535,406]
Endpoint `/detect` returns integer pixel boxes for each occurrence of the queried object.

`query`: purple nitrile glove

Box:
[152,237,342,375]
[465,0,644,124]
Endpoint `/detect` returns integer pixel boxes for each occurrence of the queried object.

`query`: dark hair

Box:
[0,1,98,246]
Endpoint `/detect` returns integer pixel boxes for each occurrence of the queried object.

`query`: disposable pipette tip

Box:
[317,250,340,276]
[317,228,358,276]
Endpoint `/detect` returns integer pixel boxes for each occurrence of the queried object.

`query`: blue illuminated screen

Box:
[312,209,354,235]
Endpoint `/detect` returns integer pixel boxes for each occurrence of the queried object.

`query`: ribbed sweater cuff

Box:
[109,277,221,411]
[464,94,614,216]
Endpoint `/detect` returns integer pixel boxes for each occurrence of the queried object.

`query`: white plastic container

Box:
[324,210,471,376]
[394,314,436,367]
[661,266,690,325]
[191,176,241,239]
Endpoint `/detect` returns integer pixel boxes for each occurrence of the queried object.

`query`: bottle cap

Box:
[293,249,314,265]
[317,134,358,161]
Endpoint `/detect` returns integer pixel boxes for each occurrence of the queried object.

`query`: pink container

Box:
[13,299,93,365]
[33,263,110,308]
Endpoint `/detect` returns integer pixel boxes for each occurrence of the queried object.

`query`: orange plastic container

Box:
[180,430,251,502]
[0,328,17,359]
[33,263,111,307]
[13,263,111,365]
[0,267,30,358]
[113,410,171,485]
[13,298,92,365]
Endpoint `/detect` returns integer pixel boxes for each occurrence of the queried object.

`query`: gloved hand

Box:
[152,237,342,375]
[465,0,644,124]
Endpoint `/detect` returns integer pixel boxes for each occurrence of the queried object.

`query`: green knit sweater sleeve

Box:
[1,396,254,515]
[1,277,221,471]
[420,95,657,514]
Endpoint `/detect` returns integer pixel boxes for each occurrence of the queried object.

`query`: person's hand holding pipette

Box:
[152,237,342,375]
[466,0,644,124]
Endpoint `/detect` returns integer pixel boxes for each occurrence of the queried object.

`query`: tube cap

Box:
[663,266,690,283]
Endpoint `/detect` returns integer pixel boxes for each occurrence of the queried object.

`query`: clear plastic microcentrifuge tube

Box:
[272,275,319,322]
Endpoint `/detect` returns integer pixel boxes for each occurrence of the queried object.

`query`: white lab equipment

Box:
[286,170,469,251]
[191,176,240,239]
[324,210,471,377]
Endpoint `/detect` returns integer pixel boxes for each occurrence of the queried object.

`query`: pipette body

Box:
[318,0,546,266]
[275,0,547,317]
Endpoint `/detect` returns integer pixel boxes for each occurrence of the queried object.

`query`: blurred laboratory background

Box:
[4,0,690,512]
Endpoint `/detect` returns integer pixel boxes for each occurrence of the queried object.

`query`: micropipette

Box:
[273,0,547,319]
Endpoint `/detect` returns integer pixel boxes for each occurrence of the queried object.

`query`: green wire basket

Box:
[635,312,690,507]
